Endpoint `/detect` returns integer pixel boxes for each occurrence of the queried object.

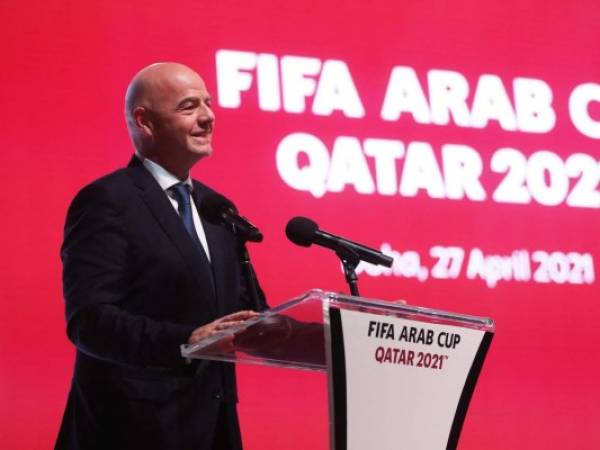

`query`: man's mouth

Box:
[192,124,213,139]
[191,130,211,139]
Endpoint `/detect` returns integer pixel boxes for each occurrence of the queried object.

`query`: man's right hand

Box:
[187,310,259,345]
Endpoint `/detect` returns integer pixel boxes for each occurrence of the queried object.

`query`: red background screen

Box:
[1,1,599,448]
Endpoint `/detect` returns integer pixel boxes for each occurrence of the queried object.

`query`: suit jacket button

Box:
[214,392,223,400]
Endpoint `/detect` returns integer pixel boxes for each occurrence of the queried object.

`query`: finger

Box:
[188,324,216,343]
[215,320,246,330]
[188,333,206,345]
[220,310,259,321]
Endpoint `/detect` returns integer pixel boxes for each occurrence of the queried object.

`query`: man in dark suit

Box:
[55,62,265,450]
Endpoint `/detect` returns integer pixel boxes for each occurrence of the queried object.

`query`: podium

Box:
[182,289,494,450]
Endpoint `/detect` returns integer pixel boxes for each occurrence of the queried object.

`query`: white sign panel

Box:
[327,307,492,450]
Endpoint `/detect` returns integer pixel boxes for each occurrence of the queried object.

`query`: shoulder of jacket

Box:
[192,179,220,196]
[70,167,133,207]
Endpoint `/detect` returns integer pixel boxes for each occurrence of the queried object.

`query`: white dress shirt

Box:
[138,155,211,262]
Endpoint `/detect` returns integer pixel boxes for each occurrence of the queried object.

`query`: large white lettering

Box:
[216,49,364,117]
[569,83,600,138]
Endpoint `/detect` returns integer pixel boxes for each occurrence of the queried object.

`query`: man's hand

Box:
[187,310,259,345]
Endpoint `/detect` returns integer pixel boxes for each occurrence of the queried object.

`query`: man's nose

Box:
[199,104,215,122]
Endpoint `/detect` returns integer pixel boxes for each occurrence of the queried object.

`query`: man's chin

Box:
[189,145,213,159]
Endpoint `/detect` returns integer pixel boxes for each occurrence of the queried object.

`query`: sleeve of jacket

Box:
[61,181,194,369]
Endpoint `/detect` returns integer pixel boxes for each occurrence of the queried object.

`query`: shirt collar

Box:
[137,153,193,192]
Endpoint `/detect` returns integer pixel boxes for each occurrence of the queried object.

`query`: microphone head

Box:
[200,192,236,224]
[201,193,263,243]
[285,216,318,247]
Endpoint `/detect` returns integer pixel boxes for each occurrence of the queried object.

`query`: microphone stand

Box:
[335,244,361,297]
[238,241,263,311]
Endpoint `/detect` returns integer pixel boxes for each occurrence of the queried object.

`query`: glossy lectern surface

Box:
[181,289,494,371]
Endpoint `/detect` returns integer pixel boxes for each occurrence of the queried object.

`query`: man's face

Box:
[148,71,215,163]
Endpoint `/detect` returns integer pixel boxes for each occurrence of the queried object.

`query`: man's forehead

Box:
[150,73,210,105]
[159,71,207,93]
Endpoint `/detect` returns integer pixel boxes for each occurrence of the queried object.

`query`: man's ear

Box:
[133,106,154,137]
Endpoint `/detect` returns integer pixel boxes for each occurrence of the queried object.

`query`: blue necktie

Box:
[170,183,205,251]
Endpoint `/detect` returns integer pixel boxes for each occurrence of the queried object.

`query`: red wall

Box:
[1,1,599,448]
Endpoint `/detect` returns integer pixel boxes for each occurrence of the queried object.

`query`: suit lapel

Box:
[126,157,217,316]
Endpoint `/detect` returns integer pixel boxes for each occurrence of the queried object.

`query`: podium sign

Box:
[326,304,493,450]
[181,290,494,450]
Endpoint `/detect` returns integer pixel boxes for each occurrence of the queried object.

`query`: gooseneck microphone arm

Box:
[336,245,361,296]
[238,242,264,311]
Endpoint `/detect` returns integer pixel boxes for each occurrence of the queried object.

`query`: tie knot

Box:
[170,183,191,206]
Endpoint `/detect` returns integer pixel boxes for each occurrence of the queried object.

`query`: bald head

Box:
[125,63,205,132]
[124,62,215,178]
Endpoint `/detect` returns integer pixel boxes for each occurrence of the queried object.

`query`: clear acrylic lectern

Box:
[181,289,494,371]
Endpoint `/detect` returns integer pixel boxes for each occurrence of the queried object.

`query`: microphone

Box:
[200,193,263,243]
[285,216,393,267]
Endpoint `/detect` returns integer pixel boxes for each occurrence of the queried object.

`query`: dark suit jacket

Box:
[55,156,265,450]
